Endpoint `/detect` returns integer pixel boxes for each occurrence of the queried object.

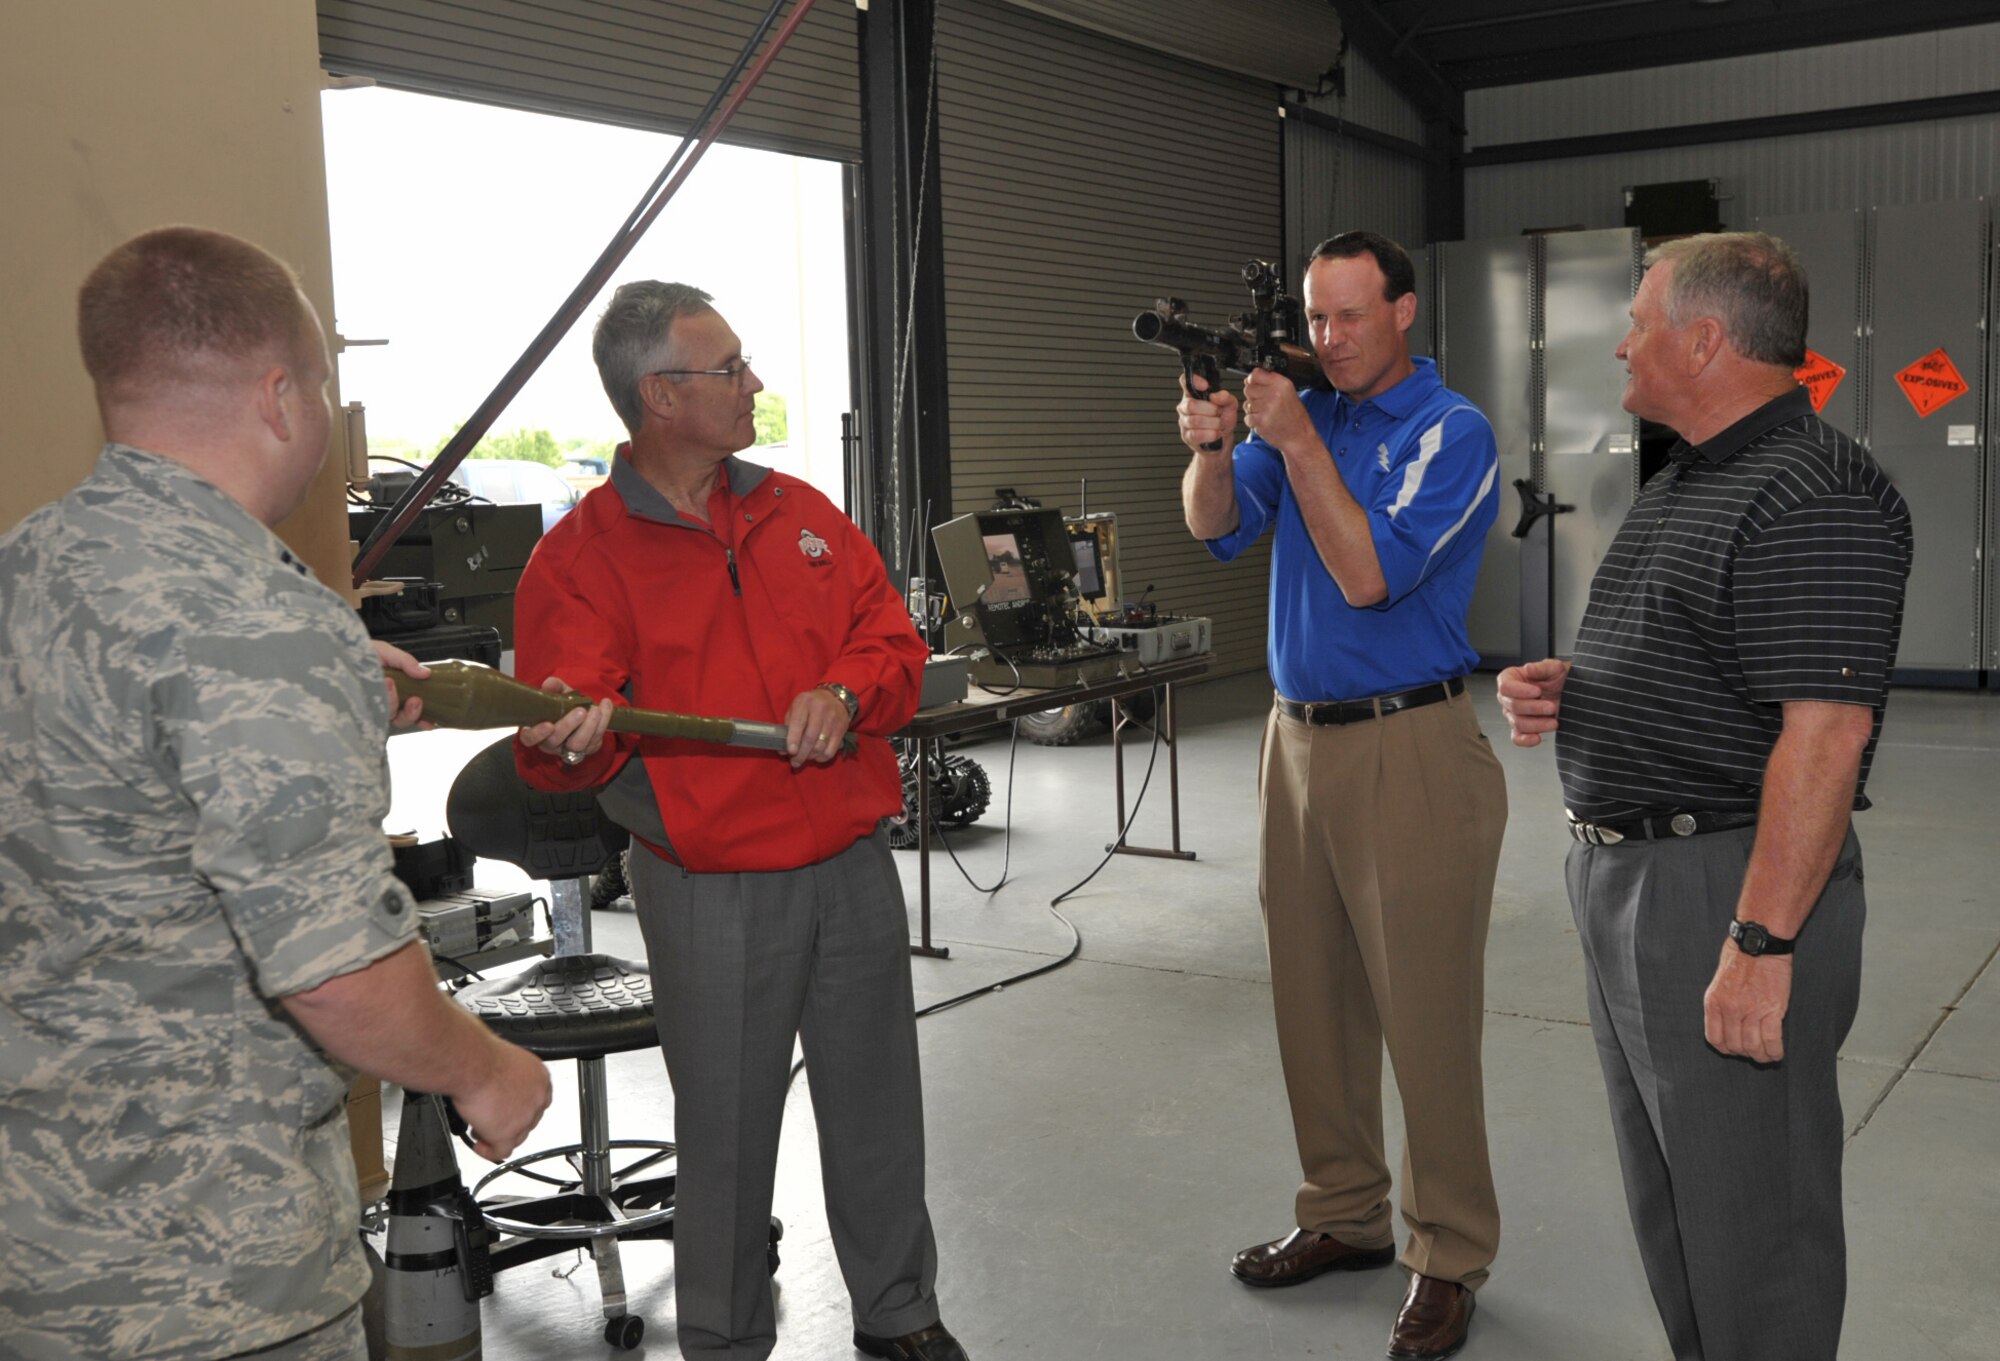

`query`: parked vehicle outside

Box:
[559,454,610,496]
[448,459,580,535]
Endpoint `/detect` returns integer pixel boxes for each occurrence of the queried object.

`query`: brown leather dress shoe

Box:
[853,1321,969,1361]
[1230,1228,1398,1287]
[1387,1273,1474,1360]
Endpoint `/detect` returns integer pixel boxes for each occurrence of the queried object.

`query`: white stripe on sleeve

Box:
[1387,404,1476,521]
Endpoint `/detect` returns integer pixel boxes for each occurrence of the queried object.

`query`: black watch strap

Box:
[1729,918,1795,957]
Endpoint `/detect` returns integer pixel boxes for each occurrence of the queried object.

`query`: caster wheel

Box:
[604,1314,645,1349]
[768,1245,781,1274]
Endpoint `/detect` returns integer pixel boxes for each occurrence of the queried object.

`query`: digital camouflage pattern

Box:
[0,445,418,1360]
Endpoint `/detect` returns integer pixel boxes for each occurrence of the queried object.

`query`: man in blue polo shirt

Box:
[1179,231,1506,1361]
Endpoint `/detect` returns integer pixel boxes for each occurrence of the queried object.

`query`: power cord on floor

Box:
[927,686,1163,905]
[928,720,1020,894]
[786,698,1167,1086]
[787,908,1082,1090]
[1051,711,1163,907]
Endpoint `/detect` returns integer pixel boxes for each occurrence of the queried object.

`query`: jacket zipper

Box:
[725,546,742,596]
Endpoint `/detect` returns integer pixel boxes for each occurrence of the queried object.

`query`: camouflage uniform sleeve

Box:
[163,602,417,999]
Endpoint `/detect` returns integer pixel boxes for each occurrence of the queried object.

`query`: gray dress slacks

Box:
[1566,823,1865,1361]
[631,831,940,1361]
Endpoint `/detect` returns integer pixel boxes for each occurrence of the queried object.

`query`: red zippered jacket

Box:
[513,450,924,873]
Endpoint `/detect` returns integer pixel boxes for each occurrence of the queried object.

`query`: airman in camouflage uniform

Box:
[0,227,550,1361]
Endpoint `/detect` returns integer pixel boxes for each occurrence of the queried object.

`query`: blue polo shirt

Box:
[1207,357,1498,702]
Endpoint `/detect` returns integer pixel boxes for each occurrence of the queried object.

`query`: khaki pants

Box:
[1258,686,1507,1288]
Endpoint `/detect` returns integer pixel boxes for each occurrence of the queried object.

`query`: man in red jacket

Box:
[511,281,966,1361]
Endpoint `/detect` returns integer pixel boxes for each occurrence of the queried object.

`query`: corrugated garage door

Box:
[317,0,861,161]
[936,0,1288,679]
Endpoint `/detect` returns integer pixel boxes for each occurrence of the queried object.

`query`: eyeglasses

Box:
[648,356,755,385]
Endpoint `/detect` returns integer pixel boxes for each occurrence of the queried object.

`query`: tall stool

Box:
[438,737,684,1349]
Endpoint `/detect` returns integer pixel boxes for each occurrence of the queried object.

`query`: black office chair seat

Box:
[454,953,657,1061]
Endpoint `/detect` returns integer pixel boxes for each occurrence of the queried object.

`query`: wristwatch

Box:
[816,681,860,722]
[1729,918,1796,957]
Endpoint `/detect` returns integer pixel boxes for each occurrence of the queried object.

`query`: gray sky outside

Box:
[320,86,850,504]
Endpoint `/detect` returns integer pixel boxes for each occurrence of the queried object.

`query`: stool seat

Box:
[454,954,657,1060]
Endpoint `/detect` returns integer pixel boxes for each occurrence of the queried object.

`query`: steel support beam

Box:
[1282,100,1443,164]
[1464,87,2000,168]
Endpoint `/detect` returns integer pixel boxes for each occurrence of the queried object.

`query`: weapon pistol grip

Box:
[1184,354,1224,453]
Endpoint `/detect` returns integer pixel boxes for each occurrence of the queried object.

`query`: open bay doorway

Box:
[321,84,853,510]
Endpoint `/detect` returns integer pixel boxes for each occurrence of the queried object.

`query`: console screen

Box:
[1070,537,1103,598]
[982,533,1031,603]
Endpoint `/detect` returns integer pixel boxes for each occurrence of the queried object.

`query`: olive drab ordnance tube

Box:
[385,659,859,755]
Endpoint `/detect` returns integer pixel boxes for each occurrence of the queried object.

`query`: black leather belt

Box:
[1276,677,1465,727]
[1567,809,1758,846]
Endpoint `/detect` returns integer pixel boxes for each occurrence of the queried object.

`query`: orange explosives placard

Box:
[1894,348,1969,418]
[1794,349,1845,413]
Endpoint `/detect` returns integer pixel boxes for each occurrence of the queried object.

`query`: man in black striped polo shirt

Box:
[1497,232,1910,1361]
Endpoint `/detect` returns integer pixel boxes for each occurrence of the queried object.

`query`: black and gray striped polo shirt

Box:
[1556,387,1912,822]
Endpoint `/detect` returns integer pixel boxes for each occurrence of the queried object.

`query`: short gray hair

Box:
[593,280,715,436]
[1644,231,1808,369]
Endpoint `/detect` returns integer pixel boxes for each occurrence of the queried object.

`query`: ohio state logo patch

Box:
[798,528,834,566]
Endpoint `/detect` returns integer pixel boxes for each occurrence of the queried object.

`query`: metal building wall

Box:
[933,0,1284,679]
[999,0,1346,91]
[317,0,863,161]
[1469,22,2000,146]
[1463,24,2000,681]
[1465,121,2000,239]
[1285,124,1428,273]
[1300,45,1427,145]
[1285,47,1430,277]
[1462,20,2000,238]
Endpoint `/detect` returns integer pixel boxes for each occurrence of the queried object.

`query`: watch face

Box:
[1736,921,1767,955]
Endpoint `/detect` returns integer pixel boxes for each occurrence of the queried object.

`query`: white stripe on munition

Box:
[383,1093,486,1361]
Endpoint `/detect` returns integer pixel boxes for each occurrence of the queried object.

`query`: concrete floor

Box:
[378,674,2000,1360]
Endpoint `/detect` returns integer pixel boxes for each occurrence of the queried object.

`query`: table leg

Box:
[1109,682,1196,861]
[911,736,949,958]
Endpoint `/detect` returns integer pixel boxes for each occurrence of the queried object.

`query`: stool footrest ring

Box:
[473,1139,677,1240]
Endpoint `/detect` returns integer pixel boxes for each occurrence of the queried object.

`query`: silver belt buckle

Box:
[1670,813,1698,837]
[1567,811,1622,846]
